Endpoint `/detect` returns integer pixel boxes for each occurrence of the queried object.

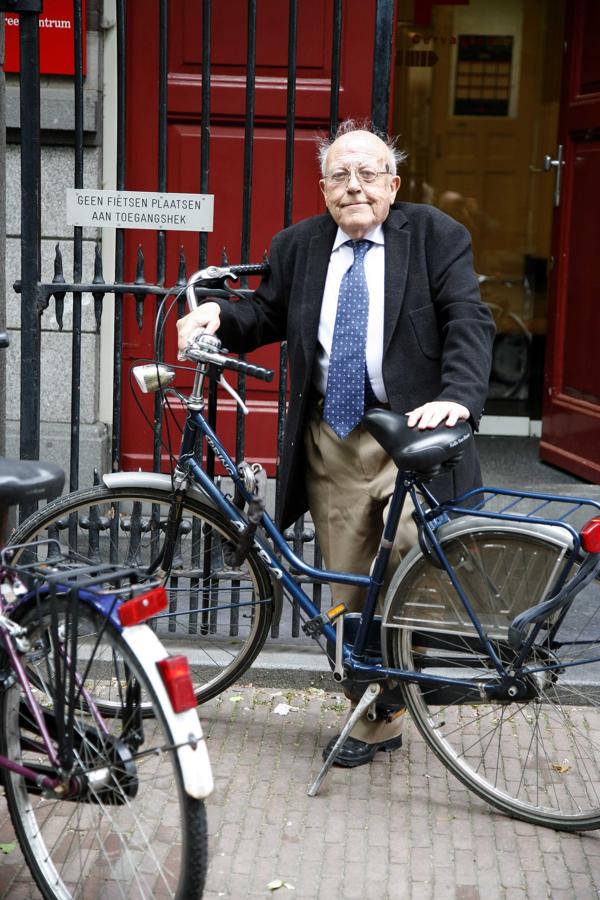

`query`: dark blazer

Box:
[215,202,495,528]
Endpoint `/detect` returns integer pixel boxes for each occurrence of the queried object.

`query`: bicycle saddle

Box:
[0,458,65,508]
[362,409,472,478]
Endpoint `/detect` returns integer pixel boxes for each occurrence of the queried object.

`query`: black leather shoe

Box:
[322,733,403,768]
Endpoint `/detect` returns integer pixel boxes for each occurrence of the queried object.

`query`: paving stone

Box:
[455,888,480,900]
[1,684,600,899]
[454,848,477,886]
[523,868,551,898]
[543,853,573,891]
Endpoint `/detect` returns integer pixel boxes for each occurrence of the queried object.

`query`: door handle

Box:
[538,145,565,207]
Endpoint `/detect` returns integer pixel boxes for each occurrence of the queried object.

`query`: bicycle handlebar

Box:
[185,263,269,311]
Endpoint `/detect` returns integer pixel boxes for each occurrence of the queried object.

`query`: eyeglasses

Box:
[322,166,391,187]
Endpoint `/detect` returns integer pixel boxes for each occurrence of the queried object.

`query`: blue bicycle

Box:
[11,265,600,832]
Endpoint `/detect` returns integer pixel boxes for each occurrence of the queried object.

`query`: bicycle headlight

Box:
[132,364,176,394]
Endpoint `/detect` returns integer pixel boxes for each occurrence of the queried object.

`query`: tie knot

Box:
[350,239,371,259]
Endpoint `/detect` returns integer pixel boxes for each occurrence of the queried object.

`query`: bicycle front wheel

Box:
[0,599,208,899]
[10,483,274,704]
[389,525,600,830]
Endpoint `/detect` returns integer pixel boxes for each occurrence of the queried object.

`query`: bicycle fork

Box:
[146,488,187,577]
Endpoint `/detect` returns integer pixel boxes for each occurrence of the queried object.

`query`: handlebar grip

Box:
[229,263,270,278]
[224,356,274,382]
[0,332,9,349]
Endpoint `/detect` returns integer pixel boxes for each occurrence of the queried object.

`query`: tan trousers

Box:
[303,402,419,612]
[303,402,418,743]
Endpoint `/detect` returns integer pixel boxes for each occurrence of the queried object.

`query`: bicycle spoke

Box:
[1,601,207,897]
[395,527,600,829]
[11,486,273,704]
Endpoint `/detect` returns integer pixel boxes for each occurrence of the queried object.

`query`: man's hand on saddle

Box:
[406,401,470,430]
[176,303,222,352]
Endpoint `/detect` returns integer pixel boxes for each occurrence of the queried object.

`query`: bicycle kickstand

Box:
[307,682,382,797]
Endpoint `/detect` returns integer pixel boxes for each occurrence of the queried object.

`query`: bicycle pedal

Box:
[302,603,347,638]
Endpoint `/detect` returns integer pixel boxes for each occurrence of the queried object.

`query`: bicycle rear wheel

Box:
[0,599,208,898]
[10,484,274,704]
[389,525,600,830]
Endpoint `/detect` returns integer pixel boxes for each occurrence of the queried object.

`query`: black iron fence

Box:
[5,0,396,637]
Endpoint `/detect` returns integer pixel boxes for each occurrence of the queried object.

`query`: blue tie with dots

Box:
[323,239,372,439]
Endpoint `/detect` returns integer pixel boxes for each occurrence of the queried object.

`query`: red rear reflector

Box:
[581,517,600,552]
[118,586,167,627]
[157,656,197,713]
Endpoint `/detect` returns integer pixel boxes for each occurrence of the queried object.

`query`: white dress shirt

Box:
[313,224,388,403]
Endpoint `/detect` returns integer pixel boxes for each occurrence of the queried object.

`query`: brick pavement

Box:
[1,684,600,899]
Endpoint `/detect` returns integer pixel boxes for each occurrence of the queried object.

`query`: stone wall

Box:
[4,1,109,485]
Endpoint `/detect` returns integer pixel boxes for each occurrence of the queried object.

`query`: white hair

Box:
[316,119,408,176]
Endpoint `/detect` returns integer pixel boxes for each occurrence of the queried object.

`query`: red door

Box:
[540,0,600,480]
[121,0,382,473]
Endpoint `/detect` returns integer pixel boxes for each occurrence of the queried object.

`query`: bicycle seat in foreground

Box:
[362,410,472,478]
[0,458,65,509]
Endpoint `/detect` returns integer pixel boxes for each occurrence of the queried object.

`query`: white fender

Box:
[120,623,213,800]
[102,470,216,509]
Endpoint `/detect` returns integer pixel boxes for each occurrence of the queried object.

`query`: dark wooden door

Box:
[540,0,600,480]
[121,0,380,473]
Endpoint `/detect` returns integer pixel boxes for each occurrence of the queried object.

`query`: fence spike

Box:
[221,247,229,266]
[92,242,106,333]
[135,244,146,283]
[176,247,188,317]
[93,242,104,280]
[176,246,187,285]
[135,245,147,331]
[55,296,64,330]
[51,243,66,328]
[53,243,65,281]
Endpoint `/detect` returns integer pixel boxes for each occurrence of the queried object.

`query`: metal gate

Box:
[4,0,396,638]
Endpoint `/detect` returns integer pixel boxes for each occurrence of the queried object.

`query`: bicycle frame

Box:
[172,401,599,696]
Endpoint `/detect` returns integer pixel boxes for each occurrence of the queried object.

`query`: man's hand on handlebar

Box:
[176,302,221,352]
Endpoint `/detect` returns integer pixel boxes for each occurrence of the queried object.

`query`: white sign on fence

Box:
[66,189,214,232]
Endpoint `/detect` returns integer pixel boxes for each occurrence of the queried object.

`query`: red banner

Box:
[4,0,87,76]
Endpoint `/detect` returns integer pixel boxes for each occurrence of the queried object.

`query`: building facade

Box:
[3,0,600,487]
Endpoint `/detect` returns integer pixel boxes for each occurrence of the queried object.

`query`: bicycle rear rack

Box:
[442,486,600,544]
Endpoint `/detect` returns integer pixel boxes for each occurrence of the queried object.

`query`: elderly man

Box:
[177,120,495,767]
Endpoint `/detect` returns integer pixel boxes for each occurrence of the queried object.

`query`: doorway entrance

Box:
[120,0,382,474]
[540,0,600,480]
[392,0,565,436]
